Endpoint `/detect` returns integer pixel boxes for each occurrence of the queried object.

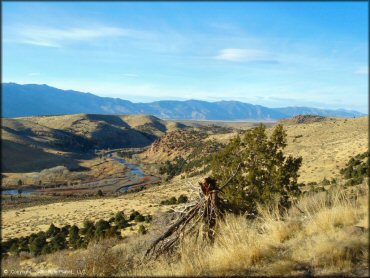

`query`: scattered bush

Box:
[95,220,111,239]
[159,156,187,180]
[69,225,81,249]
[177,194,188,204]
[160,197,177,205]
[115,211,129,229]
[81,220,95,241]
[144,215,153,223]
[322,178,331,185]
[138,225,147,235]
[46,223,61,237]
[134,214,145,223]
[340,151,369,186]
[50,232,67,252]
[129,211,141,221]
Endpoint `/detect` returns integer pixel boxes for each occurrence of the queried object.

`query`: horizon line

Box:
[2,82,367,114]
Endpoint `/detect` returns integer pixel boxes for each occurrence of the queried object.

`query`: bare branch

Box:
[219,163,242,192]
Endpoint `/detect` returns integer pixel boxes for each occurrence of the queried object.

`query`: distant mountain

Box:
[2,83,366,120]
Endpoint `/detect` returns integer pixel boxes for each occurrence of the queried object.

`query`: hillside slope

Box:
[148,116,368,184]
[1,114,184,172]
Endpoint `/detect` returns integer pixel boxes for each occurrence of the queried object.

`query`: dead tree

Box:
[145,163,242,259]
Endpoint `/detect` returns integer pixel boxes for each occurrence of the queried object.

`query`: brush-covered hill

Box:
[278,114,337,125]
[3,83,366,120]
[1,114,185,172]
[144,116,368,184]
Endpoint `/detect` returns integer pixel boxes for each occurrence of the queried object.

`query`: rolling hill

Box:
[2,83,366,120]
[1,114,185,172]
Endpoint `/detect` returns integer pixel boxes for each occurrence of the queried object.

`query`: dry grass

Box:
[210,116,368,184]
[2,183,367,276]
[1,176,199,240]
[131,183,368,276]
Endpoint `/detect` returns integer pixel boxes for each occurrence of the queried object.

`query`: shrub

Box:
[134,214,145,223]
[322,178,331,185]
[97,190,104,197]
[211,124,303,215]
[50,232,68,251]
[144,215,153,223]
[2,238,19,254]
[159,157,187,180]
[160,197,177,205]
[138,225,147,235]
[108,217,115,223]
[69,225,81,249]
[177,194,188,204]
[95,220,111,239]
[115,211,129,229]
[9,242,20,255]
[81,220,95,240]
[41,243,53,255]
[18,239,29,253]
[340,152,369,186]
[61,225,71,236]
[106,226,121,238]
[129,211,141,221]
[29,234,47,256]
[46,223,61,237]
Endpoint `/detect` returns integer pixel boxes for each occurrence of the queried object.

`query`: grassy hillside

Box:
[1,114,185,172]
[206,116,368,184]
[282,116,368,183]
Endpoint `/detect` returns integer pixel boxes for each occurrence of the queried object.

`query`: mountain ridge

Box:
[2,82,366,120]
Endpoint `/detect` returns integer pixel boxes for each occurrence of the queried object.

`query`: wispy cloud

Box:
[11,25,140,47]
[355,66,368,75]
[214,48,277,63]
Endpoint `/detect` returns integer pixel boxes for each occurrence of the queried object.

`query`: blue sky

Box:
[3,2,368,113]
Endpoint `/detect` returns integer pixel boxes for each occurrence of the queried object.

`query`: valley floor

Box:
[1,176,199,241]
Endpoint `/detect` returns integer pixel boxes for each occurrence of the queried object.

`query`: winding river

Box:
[2,157,155,196]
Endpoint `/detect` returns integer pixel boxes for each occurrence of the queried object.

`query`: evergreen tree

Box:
[115,211,129,229]
[50,232,67,251]
[212,124,302,215]
[81,220,95,241]
[94,220,110,239]
[29,233,47,256]
[69,225,81,249]
[46,223,60,237]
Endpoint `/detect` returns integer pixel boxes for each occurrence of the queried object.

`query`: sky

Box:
[3,2,369,113]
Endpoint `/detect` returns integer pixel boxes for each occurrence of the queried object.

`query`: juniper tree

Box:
[50,232,67,251]
[29,233,47,256]
[115,211,129,229]
[211,124,303,216]
[94,220,110,239]
[69,225,81,249]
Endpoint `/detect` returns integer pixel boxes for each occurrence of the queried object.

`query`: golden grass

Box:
[210,117,368,184]
[2,182,368,276]
[1,176,200,240]
[133,183,368,276]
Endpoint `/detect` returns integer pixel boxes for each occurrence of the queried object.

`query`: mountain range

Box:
[2,83,366,120]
